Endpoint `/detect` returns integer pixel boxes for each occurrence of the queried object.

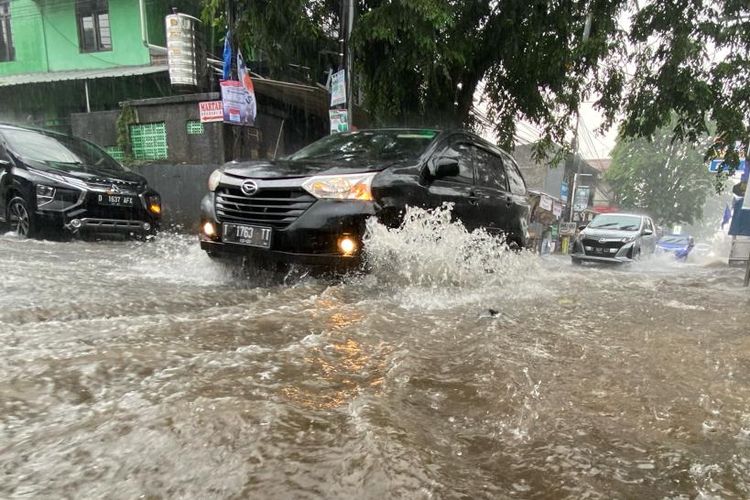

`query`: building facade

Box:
[0,0,186,130]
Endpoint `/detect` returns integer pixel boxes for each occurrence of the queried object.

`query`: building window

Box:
[130,123,168,161]
[77,0,111,53]
[0,1,14,62]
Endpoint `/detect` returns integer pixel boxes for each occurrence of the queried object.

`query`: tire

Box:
[7,196,36,238]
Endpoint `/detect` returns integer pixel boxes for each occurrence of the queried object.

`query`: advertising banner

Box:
[198,101,223,122]
[573,186,590,212]
[220,80,255,126]
[329,110,349,134]
[539,195,553,211]
[166,14,200,87]
[552,201,563,217]
[560,181,569,201]
[330,70,347,107]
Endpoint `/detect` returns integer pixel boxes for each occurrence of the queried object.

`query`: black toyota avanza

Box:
[0,124,161,238]
[199,129,530,267]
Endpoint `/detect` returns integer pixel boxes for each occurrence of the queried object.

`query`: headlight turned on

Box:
[301,172,376,201]
[147,195,161,215]
[208,169,223,192]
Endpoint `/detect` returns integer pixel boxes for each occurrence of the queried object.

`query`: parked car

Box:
[655,234,695,261]
[0,124,161,238]
[571,213,657,264]
[199,128,530,268]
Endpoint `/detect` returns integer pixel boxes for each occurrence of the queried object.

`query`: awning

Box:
[0,65,168,87]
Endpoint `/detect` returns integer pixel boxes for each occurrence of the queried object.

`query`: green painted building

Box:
[0,0,200,131]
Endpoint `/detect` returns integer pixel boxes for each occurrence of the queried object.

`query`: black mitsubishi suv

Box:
[199,128,530,268]
[0,124,161,238]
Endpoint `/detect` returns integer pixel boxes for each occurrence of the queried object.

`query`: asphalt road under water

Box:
[1,222,750,499]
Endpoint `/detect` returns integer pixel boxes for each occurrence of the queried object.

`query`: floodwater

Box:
[1,209,750,499]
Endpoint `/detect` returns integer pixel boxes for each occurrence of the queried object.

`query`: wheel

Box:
[7,196,36,238]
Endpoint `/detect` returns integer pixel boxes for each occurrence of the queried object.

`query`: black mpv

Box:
[0,124,161,238]
[199,129,530,267]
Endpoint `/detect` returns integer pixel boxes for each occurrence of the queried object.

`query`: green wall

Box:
[42,0,151,71]
[0,0,163,77]
[0,0,48,75]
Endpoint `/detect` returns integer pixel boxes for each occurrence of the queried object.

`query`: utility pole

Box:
[342,0,355,130]
[569,11,592,223]
[225,0,235,80]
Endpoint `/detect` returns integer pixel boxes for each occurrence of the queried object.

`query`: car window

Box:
[473,146,508,191]
[286,129,438,162]
[437,142,474,184]
[588,214,642,231]
[502,153,527,195]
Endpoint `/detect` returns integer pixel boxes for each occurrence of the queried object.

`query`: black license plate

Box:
[97,194,135,207]
[222,223,272,248]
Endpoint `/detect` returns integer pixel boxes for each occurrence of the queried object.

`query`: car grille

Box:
[215,186,316,229]
[582,238,624,257]
[86,178,144,191]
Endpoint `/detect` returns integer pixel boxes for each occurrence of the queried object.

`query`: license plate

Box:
[97,194,135,207]
[222,223,272,248]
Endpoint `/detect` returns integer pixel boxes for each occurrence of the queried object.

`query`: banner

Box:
[573,186,590,212]
[539,195,553,211]
[552,201,563,217]
[198,101,223,122]
[237,51,257,123]
[560,181,569,201]
[329,109,349,134]
[330,70,346,107]
[220,80,255,126]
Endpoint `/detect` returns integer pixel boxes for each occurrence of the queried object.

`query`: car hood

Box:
[27,160,147,185]
[581,229,640,240]
[221,158,407,179]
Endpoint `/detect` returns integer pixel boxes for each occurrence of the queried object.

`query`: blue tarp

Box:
[709,159,747,173]
[729,197,750,236]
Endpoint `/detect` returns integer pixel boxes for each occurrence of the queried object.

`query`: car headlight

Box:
[147,194,161,215]
[36,184,55,206]
[301,172,376,201]
[208,169,223,192]
[621,236,636,243]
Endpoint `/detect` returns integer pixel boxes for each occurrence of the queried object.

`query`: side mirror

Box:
[578,225,587,231]
[643,228,654,236]
[432,157,460,179]
[0,159,10,169]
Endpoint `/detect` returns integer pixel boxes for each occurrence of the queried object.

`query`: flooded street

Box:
[2,218,750,499]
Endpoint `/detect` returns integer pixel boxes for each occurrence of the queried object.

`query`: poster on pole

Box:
[573,186,590,212]
[552,201,563,217]
[198,101,223,122]
[220,80,255,126]
[330,70,347,107]
[329,109,349,134]
[539,195,553,211]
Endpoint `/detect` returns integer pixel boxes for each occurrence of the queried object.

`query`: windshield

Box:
[3,128,124,173]
[659,235,689,244]
[588,214,643,231]
[286,130,438,162]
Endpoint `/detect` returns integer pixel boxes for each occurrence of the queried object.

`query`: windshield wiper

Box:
[591,222,619,228]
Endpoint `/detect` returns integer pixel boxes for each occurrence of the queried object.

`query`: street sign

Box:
[198,101,223,122]
[559,222,578,235]
[330,70,347,106]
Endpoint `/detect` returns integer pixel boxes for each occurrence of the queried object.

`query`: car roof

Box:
[0,122,69,137]
[595,212,648,219]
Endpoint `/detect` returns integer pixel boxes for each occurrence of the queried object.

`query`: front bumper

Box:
[200,192,377,267]
[571,237,637,263]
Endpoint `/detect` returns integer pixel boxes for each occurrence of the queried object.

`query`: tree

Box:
[606,124,715,227]
[610,0,750,174]
[202,0,628,150]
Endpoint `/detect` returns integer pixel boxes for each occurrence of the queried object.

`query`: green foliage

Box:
[606,124,715,227]
[116,104,136,165]
[612,0,750,157]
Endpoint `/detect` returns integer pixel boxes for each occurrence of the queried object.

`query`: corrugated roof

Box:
[0,65,168,87]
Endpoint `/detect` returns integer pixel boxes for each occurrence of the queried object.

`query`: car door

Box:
[642,217,657,253]
[424,139,480,230]
[501,151,531,244]
[471,145,511,237]
[0,135,12,222]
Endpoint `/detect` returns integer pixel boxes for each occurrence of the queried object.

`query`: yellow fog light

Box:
[148,203,161,215]
[202,221,217,237]
[338,236,357,255]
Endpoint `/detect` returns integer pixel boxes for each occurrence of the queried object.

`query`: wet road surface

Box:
[2,213,750,499]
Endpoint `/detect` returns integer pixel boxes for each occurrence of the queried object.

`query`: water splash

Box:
[361,204,546,309]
